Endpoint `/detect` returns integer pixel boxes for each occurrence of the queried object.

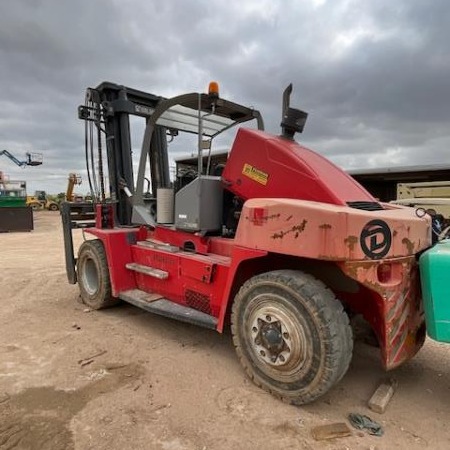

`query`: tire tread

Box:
[231,269,353,405]
[77,239,119,309]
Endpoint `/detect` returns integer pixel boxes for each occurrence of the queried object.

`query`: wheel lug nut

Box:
[279,355,285,362]
[252,326,258,333]
[260,350,266,357]
[266,315,271,322]
[283,332,289,339]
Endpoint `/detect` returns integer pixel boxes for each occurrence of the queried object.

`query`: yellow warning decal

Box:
[242,163,269,186]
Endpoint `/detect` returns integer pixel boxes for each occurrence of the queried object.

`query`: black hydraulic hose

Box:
[84,106,95,200]
[89,119,99,200]
[97,123,105,202]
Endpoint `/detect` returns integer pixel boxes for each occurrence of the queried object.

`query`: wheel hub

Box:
[251,311,298,367]
[262,325,283,348]
[83,257,99,296]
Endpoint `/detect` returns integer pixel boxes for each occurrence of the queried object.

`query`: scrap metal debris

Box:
[348,413,384,436]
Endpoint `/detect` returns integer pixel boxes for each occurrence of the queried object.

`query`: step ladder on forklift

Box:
[121,237,231,330]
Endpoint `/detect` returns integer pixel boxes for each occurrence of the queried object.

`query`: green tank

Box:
[0,186,27,207]
[0,195,27,207]
[420,240,450,342]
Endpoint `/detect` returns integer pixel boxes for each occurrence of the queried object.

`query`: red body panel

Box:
[88,227,139,295]
[222,128,375,205]
[338,257,425,370]
[83,127,432,372]
[130,244,230,317]
[87,227,266,321]
[234,198,431,260]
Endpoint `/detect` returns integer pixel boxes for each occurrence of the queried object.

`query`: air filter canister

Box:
[156,188,174,224]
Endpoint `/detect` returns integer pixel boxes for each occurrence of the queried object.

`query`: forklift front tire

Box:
[77,239,119,310]
[231,270,353,405]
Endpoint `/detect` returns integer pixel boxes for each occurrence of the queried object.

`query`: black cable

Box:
[89,108,100,201]
[97,121,105,202]
[84,95,95,200]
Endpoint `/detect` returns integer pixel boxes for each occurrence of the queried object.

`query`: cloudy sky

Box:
[1,0,449,194]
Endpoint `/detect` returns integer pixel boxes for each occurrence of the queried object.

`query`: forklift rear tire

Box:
[49,203,59,211]
[77,239,119,310]
[231,270,353,405]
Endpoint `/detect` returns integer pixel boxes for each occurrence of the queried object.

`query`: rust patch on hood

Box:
[271,219,307,240]
[246,210,281,225]
[246,213,281,221]
[402,237,414,254]
[344,235,358,251]
[319,223,332,229]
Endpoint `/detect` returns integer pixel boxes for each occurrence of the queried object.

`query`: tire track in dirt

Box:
[0,363,143,450]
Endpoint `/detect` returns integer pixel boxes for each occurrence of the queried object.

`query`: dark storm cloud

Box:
[0,0,449,193]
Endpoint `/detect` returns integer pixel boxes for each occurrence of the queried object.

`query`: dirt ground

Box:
[1,212,450,450]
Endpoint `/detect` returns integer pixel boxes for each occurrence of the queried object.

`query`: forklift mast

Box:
[78,82,169,225]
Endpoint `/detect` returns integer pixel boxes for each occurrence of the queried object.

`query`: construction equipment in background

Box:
[0,150,41,231]
[26,191,59,211]
[0,150,43,167]
[1,148,46,210]
[0,172,27,207]
[27,174,84,211]
[392,181,450,225]
[62,80,446,406]
[60,172,93,222]
[398,181,450,200]
[66,173,82,202]
[348,164,450,202]
[0,171,33,231]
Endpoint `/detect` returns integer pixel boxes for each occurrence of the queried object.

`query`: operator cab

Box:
[132,82,264,236]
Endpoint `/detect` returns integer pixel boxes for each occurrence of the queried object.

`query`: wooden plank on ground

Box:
[311,422,352,441]
[368,379,398,414]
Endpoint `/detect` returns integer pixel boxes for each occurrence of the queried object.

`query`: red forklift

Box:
[62,81,434,405]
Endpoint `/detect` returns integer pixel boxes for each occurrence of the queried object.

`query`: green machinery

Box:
[0,150,43,208]
[420,240,450,343]
[0,172,27,208]
[0,150,42,231]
